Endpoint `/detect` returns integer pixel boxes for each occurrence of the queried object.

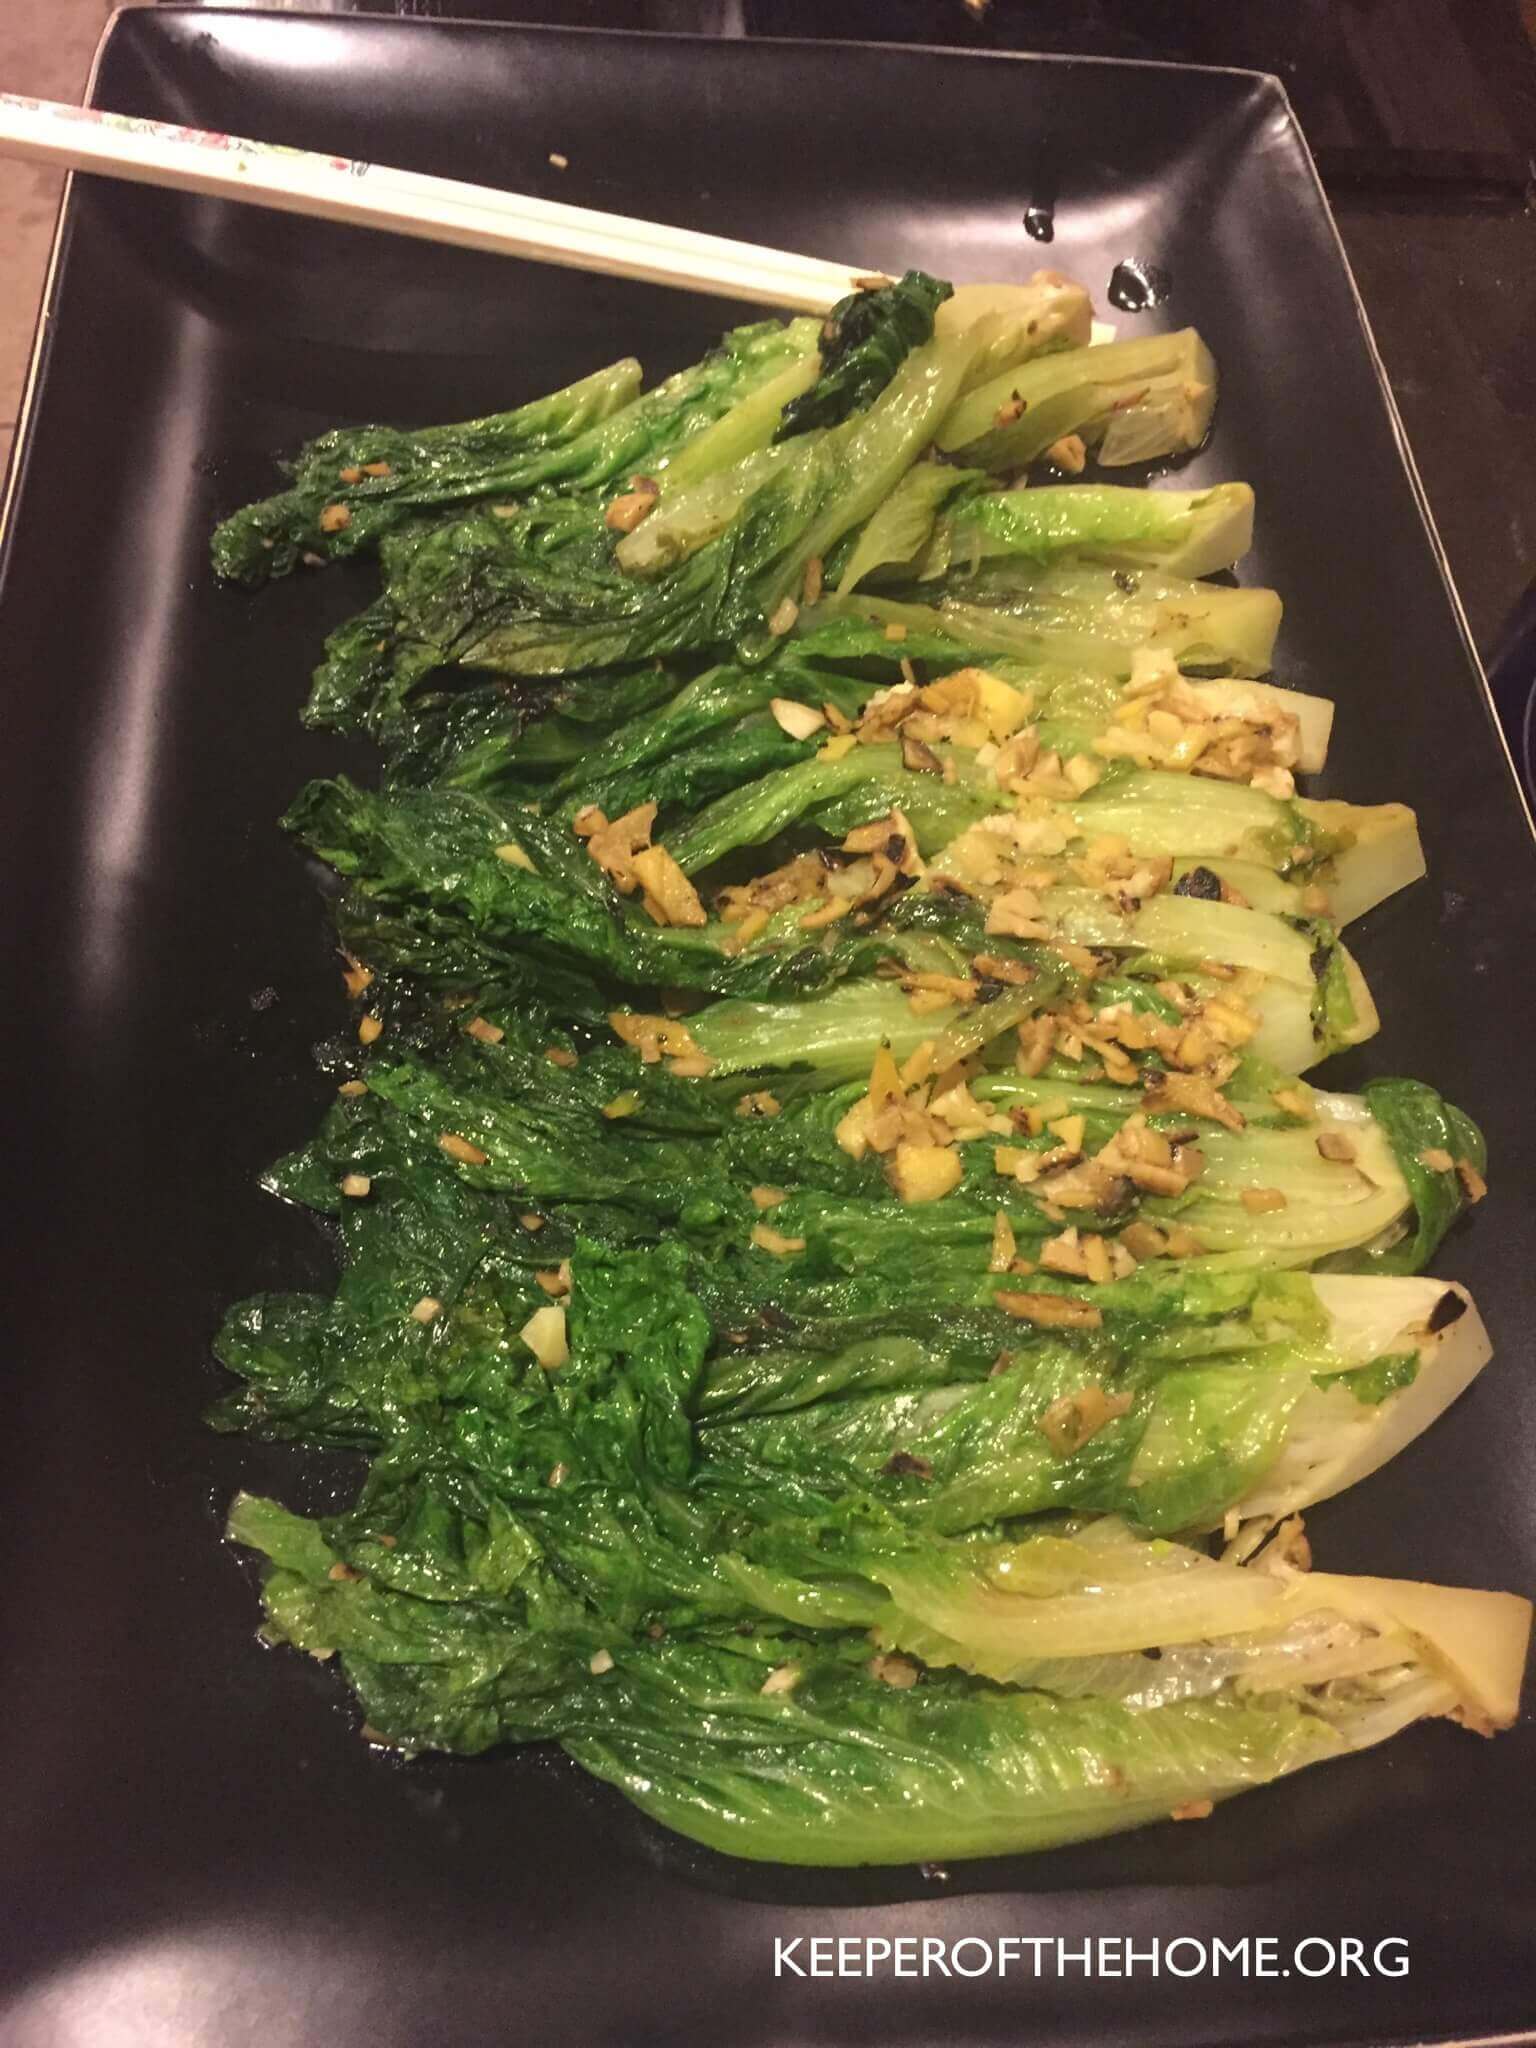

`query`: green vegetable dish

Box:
[213,271,1529,1866]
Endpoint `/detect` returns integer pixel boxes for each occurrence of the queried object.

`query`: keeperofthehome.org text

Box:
[772,1936,1410,1980]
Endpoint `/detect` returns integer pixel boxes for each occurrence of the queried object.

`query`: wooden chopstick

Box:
[0,92,875,313]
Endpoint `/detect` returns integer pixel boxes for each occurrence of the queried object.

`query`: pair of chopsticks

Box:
[0,90,873,313]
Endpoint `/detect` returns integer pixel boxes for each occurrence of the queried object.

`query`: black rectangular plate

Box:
[1,13,1533,2046]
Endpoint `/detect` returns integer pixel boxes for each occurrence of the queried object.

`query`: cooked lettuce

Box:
[208,275,1521,1868]
[212,319,829,588]
[803,564,1282,677]
[775,269,952,438]
[929,482,1255,581]
[938,326,1217,471]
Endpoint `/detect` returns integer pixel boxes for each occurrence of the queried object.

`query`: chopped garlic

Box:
[1037,1384,1134,1455]
[770,697,827,741]
[995,1290,1103,1330]
[439,1133,489,1166]
[631,844,707,928]
[604,480,659,533]
[736,1091,782,1119]
[886,1143,963,1205]
[520,1304,569,1369]
[989,1210,1017,1273]
[868,1653,920,1689]
[340,952,373,998]
[1047,1113,1086,1155]
[751,1223,807,1256]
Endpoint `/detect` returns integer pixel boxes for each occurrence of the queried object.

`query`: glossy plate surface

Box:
[1,12,1532,2045]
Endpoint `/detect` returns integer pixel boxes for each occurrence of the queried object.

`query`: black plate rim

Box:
[1260,64,1536,850]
